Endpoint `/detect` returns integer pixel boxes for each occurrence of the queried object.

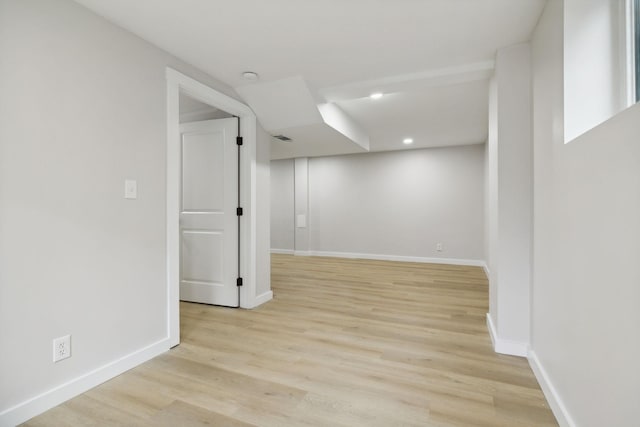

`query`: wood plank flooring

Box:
[23,254,557,426]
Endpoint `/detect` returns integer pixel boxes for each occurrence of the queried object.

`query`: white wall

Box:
[270,159,295,252]
[487,43,533,355]
[271,145,485,264]
[294,158,310,253]
[530,1,640,425]
[0,0,269,423]
[486,78,499,321]
[564,0,628,141]
[255,125,272,298]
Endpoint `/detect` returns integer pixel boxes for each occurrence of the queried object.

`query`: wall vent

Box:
[273,134,292,142]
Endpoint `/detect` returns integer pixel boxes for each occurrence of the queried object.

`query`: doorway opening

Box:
[178,96,239,307]
[166,68,258,347]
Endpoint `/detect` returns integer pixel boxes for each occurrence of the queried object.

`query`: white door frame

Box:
[166,68,257,347]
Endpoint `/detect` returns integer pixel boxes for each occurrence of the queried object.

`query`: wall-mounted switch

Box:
[436,242,443,252]
[124,179,137,199]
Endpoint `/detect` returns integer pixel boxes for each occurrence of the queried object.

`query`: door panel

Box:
[182,132,225,212]
[181,231,224,283]
[179,118,238,307]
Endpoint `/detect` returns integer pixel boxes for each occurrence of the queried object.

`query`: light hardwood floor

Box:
[24,254,557,426]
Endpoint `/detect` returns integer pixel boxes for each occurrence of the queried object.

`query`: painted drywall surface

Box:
[482,142,488,268]
[482,143,489,271]
[307,146,485,261]
[493,44,533,345]
[481,141,490,279]
[294,158,310,253]
[255,125,272,297]
[531,1,640,424]
[487,78,499,321]
[0,0,254,415]
[564,0,627,142]
[270,159,295,251]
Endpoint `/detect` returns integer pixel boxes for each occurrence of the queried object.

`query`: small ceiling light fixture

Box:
[369,92,383,99]
[242,71,259,81]
[403,138,414,145]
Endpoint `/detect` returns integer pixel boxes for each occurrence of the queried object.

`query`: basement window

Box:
[564,0,640,142]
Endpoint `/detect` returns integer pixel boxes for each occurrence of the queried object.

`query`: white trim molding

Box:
[528,350,577,427]
[166,68,259,348]
[486,313,529,357]
[293,250,312,257]
[270,248,295,255]
[302,250,486,267]
[248,291,274,308]
[482,262,490,280]
[0,339,169,427]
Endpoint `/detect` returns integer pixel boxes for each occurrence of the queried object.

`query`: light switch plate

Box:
[124,179,137,199]
[296,214,306,228]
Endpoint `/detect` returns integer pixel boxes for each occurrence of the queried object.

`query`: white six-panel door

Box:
[179,118,238,307]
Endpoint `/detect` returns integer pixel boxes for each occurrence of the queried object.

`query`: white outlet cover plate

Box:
[53,335,71,362]
[124,179,137,199]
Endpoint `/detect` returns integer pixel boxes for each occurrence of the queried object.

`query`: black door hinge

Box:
[236,136,243,146]
[236,277,243,287]
[236,207,243,216]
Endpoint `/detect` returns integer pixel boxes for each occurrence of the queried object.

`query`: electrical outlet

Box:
[436,242,443,252]
[124,179,137,199]
[53,335,71,362]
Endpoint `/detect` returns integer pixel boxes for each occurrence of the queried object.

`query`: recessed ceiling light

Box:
[369,92,383,99]
[403,138,414,145]
[242,71,259,81]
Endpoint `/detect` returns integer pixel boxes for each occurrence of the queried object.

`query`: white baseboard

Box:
[270,248,294,255]
[272,248,486,267]
[482,262,490,280]
[0,338,169,426]
[528,350,576,427]
[486,312,498,348]
[245,290,273,308]
[298,250,485,267]
[486,313,529,357]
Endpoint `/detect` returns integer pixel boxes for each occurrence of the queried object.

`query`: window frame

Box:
[634,0,639,102]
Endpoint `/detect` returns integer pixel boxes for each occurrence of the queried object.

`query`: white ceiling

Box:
[74,0,546,157]
[337,79,490,152]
